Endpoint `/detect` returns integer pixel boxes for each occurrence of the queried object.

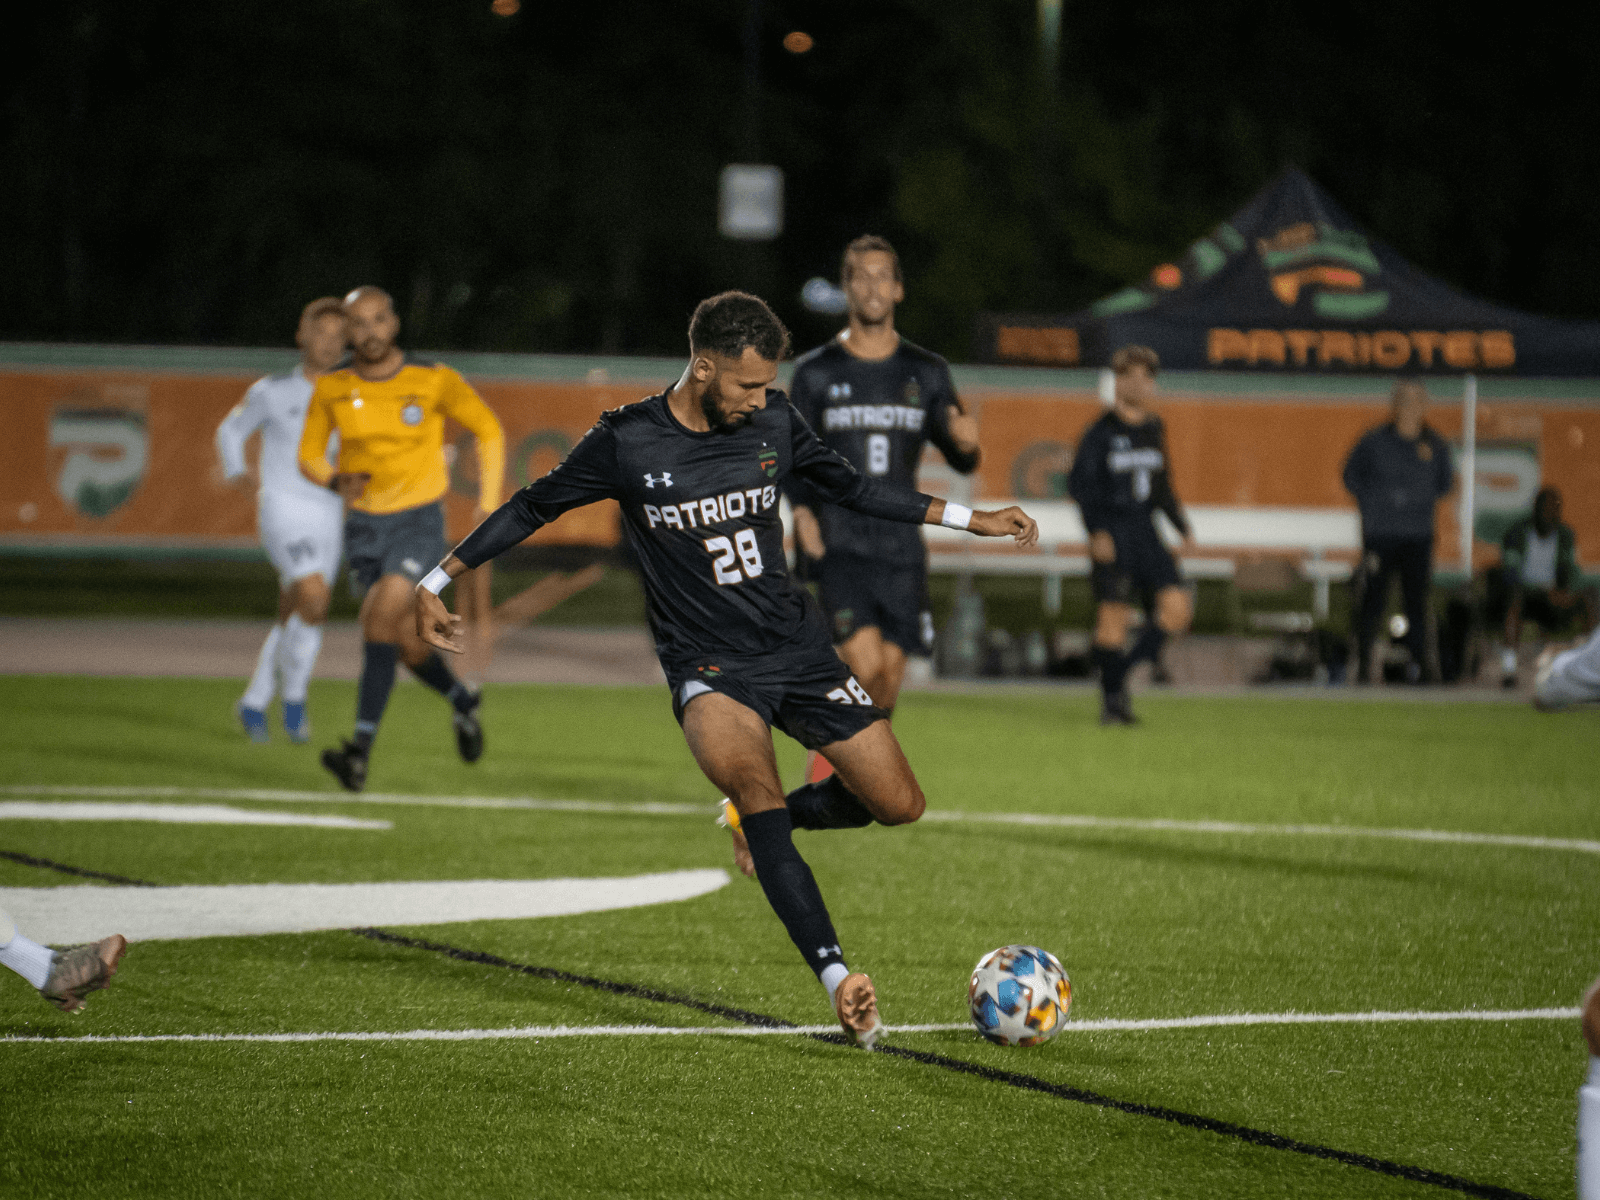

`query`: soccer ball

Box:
[968,945,1072,1046]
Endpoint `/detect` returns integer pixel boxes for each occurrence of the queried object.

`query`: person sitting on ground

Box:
[1489,487,1598,687]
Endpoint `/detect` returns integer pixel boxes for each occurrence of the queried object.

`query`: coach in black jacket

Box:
[1342,380,1454,682]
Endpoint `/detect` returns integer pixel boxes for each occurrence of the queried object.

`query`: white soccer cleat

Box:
[834,971,885,1050]
[717,799,754,878]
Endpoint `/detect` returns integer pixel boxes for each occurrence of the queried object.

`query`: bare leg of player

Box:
[685,693,883,1046]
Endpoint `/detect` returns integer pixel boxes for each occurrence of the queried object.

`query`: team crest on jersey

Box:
[696,664,723,678]
[758,445,778,477]
[401,402,424,426]
[903,378,922,406]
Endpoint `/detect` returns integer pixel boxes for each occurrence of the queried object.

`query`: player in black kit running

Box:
[788,237,980,784]
[414,292,1037,1047]
[1066,345,1195,725]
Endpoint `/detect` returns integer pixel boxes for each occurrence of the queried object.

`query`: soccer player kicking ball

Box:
[0,906,125,1013]
[216,296,348,743]
[787,236,981,783]
[298,286,506,791]
[1066,345,1195,725]
[415,292,1036,1047]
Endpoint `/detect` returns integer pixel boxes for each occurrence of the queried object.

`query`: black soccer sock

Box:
[408,652,476,712]
[353,642,399,751]
[1094,644,1128,697]
[739,808,847,980]
[1126,623,1167,669]
[785,774,874,831]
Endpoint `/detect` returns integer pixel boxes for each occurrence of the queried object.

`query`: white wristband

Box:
[940,502,973,531]
[420,566,453,596]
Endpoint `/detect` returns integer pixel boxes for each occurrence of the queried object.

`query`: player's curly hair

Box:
[689,291,791,362]
[1110,344,1160,375]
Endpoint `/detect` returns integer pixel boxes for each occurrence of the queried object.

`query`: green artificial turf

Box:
[1,676,1596,1198]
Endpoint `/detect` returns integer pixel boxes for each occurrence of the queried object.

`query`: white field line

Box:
[0,1007,1580,1047]
[0,802,389,830]
[5,785,1598,857]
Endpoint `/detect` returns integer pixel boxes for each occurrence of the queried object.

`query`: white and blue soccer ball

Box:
[968,945,1072,1046]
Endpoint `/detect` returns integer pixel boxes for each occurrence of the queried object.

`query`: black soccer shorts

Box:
[344,501,447,597]
[1090,518,1182,604]
[818,555,933,657]
[666,639,887,751]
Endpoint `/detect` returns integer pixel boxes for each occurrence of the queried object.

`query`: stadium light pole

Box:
[1038,0,1062,85]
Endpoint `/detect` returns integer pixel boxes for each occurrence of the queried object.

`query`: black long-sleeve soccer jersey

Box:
[452,389,934,668]
[786,337,979,566]
[1066,410,1189,537]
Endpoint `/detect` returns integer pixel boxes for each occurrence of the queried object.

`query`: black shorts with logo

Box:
[345,501,447,597]
[818,555,933,657]
[1090,518,1182,604]
[666,634,887,751]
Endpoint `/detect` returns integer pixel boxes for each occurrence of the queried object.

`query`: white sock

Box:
[241,623,284,711]
[0,930,56,990]
[1501,647,1518,674]
[820,962,849,1001]
[1581,1057,1600,1200]
[277,613,324,704]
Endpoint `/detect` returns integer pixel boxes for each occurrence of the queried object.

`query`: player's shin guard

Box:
[354,642,399,750]
[409,652,476,712]
[1127,623,1167,670]
[1093,645,1128,697]
[241,624,283,711]
[277,613,323,704]
[785,774,873,830]
[738,808,847,982]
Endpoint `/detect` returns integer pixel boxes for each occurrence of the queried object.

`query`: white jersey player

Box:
[1535,625,1600,711]
[215,297,347,742]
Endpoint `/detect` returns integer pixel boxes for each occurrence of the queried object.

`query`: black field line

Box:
[379,931,1540,1200]
[349,928,795,1029]
[3,851,1543,1199]
[0,848,161,888]
[871,1042,1539,1200]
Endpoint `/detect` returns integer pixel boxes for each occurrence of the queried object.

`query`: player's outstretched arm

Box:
[926,498,1038,548]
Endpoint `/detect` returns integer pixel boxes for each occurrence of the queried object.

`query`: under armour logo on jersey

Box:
[827,382,852,401]
[643,473,673,488]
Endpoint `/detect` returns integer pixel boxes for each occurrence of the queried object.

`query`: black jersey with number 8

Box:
[786,338,978,566]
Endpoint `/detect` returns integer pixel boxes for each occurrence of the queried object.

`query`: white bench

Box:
[923,502,1362,619]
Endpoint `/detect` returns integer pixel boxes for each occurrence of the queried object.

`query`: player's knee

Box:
[1157,590,1191,633]
[874,777,925,826]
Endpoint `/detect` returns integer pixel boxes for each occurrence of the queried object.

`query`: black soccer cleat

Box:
[321,740,369,792]
[1099,689,1138,726]
[453,693,484,764]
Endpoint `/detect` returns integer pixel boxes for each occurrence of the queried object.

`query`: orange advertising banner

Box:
[2,356,1596,569]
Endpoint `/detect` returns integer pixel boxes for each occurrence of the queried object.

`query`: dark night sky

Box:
[4,0,1598,359]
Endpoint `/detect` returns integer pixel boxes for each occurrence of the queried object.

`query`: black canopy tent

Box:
[976,169,1600,571]
[975,168,1600,378]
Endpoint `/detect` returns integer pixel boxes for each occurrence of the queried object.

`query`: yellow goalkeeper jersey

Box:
[298,356,505,515]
